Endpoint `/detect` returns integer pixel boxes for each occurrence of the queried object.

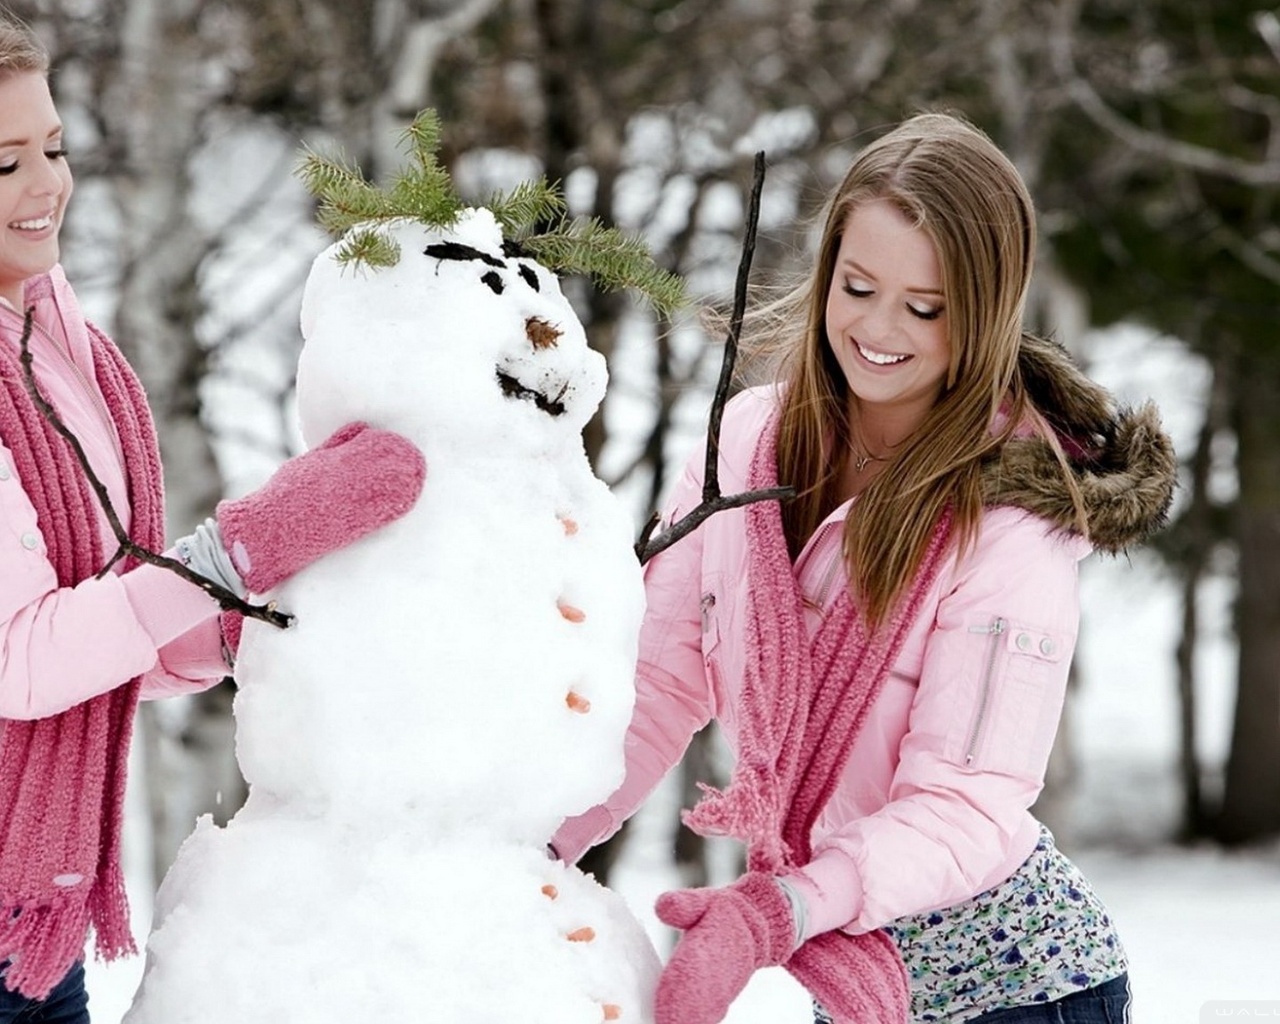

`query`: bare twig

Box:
[635,152,795,564]
[18,309,293,629]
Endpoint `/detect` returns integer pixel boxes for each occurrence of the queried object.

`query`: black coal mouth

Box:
[496,369,567,417]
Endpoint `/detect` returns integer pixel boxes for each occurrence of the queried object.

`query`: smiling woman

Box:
[551,112,1176,1024]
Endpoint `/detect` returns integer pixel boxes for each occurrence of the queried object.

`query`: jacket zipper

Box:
[963,616,1006,764]
[814,543,845,609]
[798,520,844,612]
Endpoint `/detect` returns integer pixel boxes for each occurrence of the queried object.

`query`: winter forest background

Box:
[7,0,1280,1019]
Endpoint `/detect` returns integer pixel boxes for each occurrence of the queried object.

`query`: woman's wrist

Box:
[780,847,864,941]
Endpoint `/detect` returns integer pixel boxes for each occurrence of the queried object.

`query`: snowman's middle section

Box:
[234,449,641,843]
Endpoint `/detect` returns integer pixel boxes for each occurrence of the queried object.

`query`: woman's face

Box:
[0,72,72,309]
[824,199,950,436]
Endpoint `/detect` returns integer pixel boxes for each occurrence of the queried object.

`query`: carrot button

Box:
[558,600,586,623]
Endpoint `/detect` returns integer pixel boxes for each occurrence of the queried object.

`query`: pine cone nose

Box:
[526,317,561,349]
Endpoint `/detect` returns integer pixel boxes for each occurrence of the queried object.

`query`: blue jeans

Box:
[968,974,1132,1023]
[0,962,90,1024]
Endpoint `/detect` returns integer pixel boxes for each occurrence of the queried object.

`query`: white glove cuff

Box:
[175,517,248,599]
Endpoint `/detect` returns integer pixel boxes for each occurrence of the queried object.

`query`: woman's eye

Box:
[0,163,16,177]
[842,282,873,298]
[45,148,68,161]
[908,304,944,322]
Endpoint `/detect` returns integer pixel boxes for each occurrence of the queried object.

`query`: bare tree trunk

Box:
[374,0,502,172]
[101,0,231,885]
[1218,347,1280,844]
[1219,352,1280,840]
[1172,347,1228,840]
[108,0,220,536]
[1174,573,1205,837]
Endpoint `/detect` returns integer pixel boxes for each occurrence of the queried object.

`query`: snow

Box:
[81,261,1280,1022]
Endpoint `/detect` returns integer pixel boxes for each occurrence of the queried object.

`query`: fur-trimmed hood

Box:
[982,334,1178,554]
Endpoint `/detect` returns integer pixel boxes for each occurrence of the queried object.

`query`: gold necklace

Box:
[852,448,887,473]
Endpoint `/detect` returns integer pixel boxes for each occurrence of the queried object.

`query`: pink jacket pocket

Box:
[945,616,1072,779]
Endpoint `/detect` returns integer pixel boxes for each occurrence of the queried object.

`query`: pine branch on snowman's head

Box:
[297,109,686,315]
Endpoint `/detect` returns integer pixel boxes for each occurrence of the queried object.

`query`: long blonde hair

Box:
[756,112,1079,626]
[0,9,48,79]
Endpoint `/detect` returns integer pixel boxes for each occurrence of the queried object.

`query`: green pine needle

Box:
[523,219,687,316]
[399,110,445,171]
[486,179,567,235]
[298,149,393,235]
[333,227,401,268]
[297,108,687,312]
[388,166,465,227]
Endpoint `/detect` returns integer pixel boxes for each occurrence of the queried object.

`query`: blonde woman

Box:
[553,113,1174,1023]
[0,14,424,1019]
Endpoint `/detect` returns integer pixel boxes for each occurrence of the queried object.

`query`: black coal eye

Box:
[518,265,540,291]
[481,270,504,295]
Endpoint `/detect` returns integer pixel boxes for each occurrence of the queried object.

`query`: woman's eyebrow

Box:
[0,126,62,149]
[841,257,944,296]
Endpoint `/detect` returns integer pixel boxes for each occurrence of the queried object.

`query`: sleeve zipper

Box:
[963,616,1006,765]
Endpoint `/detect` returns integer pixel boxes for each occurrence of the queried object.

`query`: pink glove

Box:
[786,929,910,1024]
[216,422,426,594]
[654,872,796,1024]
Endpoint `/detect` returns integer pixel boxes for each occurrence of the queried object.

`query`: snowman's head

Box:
[295,209,606,453]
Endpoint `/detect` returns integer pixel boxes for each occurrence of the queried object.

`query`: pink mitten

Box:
[654,872,796,1024]
[220,611,244,661]
[216,422,425,594]
[786,929,910,1024]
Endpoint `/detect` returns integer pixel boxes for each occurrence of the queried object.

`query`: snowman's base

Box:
[123,805,660,1024]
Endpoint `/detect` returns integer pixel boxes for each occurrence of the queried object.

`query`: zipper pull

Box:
[968,617,1007,636]
[700,593,716,633]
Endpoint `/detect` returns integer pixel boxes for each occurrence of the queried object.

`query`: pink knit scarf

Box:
[0,287,163,999]
[685,413,953,1024]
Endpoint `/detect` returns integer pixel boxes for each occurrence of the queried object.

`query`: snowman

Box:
[124,184,669,1020]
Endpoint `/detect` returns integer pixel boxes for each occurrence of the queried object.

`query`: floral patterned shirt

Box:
[815,827,1127,1022]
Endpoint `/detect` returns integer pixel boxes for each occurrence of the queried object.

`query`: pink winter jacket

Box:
[556,385,1091,936]
[0,268,227,728]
